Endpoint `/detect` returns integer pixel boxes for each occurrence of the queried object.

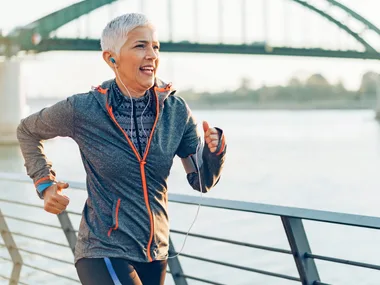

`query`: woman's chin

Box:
[140,80,155,90]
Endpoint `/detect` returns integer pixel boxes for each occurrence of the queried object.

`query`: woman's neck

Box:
[115,78,145,98]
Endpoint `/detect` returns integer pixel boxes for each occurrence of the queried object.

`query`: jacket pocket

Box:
[107,198,121,237]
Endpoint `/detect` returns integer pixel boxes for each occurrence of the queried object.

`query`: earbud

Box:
[110,57,116,64]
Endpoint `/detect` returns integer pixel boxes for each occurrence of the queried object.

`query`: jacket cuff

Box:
[36,182,55,199]
[34,173,56,187]
[34,173,57,199]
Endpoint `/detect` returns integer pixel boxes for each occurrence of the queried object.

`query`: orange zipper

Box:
[105,88,161,262]
[107,198,121,237]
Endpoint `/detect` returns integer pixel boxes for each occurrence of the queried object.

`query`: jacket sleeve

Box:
[16,97,75,196]
[176,105,227,193]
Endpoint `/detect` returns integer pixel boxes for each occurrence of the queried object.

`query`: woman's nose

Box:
[146,47,158,60]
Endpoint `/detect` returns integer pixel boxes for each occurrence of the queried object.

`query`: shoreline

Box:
[186,100,377,110]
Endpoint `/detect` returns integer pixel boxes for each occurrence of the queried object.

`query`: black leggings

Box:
[75,257,167,285]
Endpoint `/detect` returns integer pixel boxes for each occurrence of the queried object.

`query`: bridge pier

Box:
[0,60,25,144]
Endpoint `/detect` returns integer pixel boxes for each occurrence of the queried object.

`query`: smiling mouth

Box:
[140,66,155,76]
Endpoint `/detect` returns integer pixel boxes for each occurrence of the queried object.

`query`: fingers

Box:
[205,133,219,144]
[55,194,70,207]
[44,199,69,214]
[43,182,70,214]
[203,123,219,153]
[44,199,67,214]
[204,128,218,139]
[206,141,218,153]
[45,201,66,214]
[44,204,65,215]
[206,134,219,153]
[206,140,219,148]
[206,137,218,152]
[44,196,69,213]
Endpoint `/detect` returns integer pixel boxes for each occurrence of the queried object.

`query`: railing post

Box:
[167,236,188,285]
[0,210,23,285]
[57,211,77,255]
[281,217,320,285]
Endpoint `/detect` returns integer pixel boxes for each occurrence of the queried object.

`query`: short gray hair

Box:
[100,13,151,54]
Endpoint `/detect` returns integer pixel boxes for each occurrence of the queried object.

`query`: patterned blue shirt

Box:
[111,80,155,157]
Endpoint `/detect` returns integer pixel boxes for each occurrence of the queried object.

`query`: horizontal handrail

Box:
[179,274,227,285]
[2,214,63,230]
[0,274,29,285]
[169,194,380,230]
[0,256,79,283]
[2,230,70,248]
[9,245,73,265]
[1,213,78,233]
[0,198,44,210]
[22,261,80,283]
[170,229,292,255]
[305,253,380,270]
[0,198,82,216]
[168,269,228,285]
[178,253,300,282]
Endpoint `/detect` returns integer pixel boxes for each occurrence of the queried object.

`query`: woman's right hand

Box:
[43,182,70,214]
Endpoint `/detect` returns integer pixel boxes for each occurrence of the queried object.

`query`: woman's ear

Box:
[102,51,117,68]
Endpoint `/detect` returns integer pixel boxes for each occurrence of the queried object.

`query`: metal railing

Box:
[1,172,380,285]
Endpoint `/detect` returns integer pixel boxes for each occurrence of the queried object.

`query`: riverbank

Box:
[186,99,377,110]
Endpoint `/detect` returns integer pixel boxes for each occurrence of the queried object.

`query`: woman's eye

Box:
[154,46,160,50]
[136,44,145,48]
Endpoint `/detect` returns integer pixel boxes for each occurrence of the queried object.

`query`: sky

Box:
[0,0,380,96]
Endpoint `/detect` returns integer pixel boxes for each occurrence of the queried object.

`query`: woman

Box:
[17,13,226,285]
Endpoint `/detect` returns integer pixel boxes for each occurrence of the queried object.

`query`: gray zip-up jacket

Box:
[17,78,226,263]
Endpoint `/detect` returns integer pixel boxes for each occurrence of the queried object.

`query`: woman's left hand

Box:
[203,121,220,153]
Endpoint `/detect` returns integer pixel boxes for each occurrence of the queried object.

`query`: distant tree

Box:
[288,77,303,87]
[176,70,375,108]
[178,89,199,102]
[305,74,330,87]
[334,80,346,90]
[332,79,347,96]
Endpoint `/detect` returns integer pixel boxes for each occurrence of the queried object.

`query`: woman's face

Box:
[115,25,160,93]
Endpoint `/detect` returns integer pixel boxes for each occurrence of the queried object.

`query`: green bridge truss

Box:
[0,0,379,59]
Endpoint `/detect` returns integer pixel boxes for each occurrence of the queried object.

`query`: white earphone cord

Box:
[114,63,134,138]
[168,139,203,259]
[140,93,151,138]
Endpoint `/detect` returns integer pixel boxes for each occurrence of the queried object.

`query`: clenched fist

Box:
[203,121,220,153]
[43,182,70,214]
